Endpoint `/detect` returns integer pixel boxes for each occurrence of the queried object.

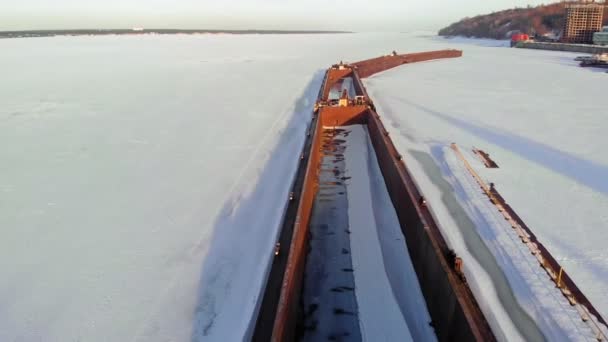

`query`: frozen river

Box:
[1,33,607,341]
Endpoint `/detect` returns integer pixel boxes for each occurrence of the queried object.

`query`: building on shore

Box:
[562,1,605,44]
[593,26,608,45]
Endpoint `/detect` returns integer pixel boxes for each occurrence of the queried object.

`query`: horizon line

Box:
[0,28,354,34]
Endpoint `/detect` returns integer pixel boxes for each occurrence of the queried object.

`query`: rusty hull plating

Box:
[253,49,499,342]
[352,49,463,78]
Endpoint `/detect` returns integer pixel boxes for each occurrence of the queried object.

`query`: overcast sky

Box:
[1,0,550,31]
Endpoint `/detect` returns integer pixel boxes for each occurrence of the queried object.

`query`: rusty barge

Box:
[251,49,608,341]
[252,49,495,341]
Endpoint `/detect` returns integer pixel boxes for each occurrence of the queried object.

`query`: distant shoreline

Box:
[0,29,352,39]
[440,35,508,41]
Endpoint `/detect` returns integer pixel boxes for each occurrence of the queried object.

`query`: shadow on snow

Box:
[190,71,325,341]
[401,99,608,196]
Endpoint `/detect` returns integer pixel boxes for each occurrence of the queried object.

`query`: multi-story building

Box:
[563,1,604,44]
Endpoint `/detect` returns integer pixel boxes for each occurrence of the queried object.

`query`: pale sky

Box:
[1,0,549,31]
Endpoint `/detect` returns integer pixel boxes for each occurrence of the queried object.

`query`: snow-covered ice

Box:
[2,31,607,341]
[365,35,608,340]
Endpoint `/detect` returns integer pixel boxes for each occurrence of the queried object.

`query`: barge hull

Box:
[254,50,495,342]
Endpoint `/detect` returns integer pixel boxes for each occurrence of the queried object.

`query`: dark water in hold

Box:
[300,128,361,342]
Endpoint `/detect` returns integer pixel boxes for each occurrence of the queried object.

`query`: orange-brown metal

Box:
[320,106,368,127]
[270,112,324,342]
[353,49,463,78]
[322,67,354,99]
[473,148,499,168]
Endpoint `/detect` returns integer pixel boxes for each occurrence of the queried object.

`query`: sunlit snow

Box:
[1,32,607,341]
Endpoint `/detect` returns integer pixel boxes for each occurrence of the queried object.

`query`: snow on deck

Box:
[344,125,436,341]
[301,125,435,341]
[441,145,603,340]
